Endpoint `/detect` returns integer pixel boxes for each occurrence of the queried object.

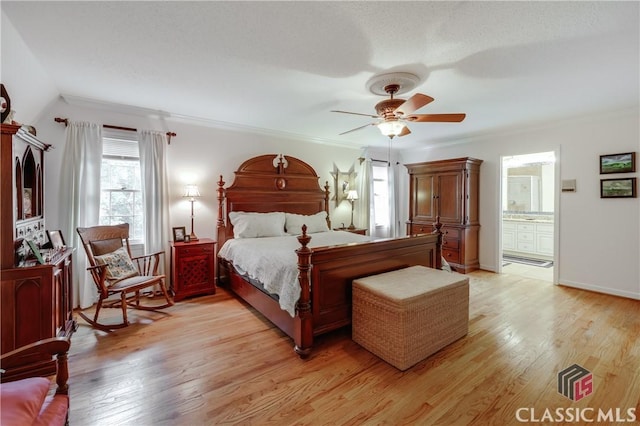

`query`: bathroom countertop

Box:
[503,217,554,224]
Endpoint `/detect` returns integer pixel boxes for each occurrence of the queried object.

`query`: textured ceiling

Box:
[2,1,639,149]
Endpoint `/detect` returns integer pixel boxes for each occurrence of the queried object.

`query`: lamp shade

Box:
[377,120,406,137]
[183,185,201,199]
[346,190,359,201]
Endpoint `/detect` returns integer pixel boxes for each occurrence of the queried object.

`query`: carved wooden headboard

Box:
[216,154,330,249]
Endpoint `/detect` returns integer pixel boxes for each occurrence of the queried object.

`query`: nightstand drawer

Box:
[176,243,214,257]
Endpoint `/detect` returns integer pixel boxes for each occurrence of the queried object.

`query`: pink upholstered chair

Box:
[0,337,71,426]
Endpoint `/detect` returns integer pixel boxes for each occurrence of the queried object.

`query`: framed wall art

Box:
[330,163,357,206]
[600,177,636,198]
[599,152,636,174]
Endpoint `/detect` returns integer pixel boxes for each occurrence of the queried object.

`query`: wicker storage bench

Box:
[352,265,469,371]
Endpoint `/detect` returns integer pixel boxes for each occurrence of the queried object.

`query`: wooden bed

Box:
[216,154,443,358]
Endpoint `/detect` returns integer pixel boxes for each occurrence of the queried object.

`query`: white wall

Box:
[399,108,640,300]
[33,99,362,241]
[0,13,58,125]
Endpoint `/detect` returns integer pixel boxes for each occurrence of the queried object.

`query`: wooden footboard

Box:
[294,226,442,357]
[219,230,442,358]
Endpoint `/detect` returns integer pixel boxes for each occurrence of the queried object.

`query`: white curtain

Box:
[389,161,406,238]
[388,161,399,238]
[356,155,373,235]
[138,130,170,273]
[59,121,102,309]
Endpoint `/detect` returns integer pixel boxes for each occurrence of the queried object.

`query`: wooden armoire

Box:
[406,157,483,273]
[0,124,76,381]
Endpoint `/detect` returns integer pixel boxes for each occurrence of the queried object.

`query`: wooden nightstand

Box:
[170,238,216,301]
[334,227,368,235]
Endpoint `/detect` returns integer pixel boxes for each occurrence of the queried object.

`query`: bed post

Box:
[323,180,331,229]
[216,175,226,248]
[432,215,443,270]
[294,225,313,358]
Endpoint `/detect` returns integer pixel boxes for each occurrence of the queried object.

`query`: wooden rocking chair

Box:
[76,223,173,330]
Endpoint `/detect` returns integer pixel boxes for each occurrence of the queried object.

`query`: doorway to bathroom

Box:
[501,151,556,282]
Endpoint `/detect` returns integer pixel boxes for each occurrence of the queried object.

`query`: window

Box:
[99,133,144,242]
[372,164,390,227]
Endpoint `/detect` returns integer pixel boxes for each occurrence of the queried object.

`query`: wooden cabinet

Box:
[1,249,75,380]
[406,157,483,273]
[1,124,76,381]
[171,239,216,301]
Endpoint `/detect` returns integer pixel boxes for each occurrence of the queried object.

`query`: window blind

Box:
[102,136,139,159]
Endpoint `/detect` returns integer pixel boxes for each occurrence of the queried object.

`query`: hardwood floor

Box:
[67,270,639,425]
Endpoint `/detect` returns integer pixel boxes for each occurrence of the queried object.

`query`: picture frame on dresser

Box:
[599,152,636,174]
[600,177,637,198]
[46,229,65,249]
[172,226,186,242]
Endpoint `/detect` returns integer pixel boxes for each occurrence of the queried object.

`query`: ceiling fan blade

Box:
[339,122,376,135]
[331,110,379,119]
[398,126,412,137]
[394,93,434,116]
[406,113,466,123]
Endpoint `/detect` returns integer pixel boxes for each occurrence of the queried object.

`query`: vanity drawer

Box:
[517,241,535,252]
[516,223,535,232]
[502,222,517,231]
[517,231,534,242]
[536,223,554,234]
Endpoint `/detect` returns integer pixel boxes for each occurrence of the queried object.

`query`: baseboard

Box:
[558,279,640,300]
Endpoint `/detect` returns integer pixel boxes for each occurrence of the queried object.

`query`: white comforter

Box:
[218,230,371,317]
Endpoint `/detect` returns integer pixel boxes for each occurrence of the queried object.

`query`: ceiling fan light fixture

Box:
[378,120,406,137]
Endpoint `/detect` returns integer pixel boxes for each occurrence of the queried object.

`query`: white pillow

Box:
[229,211,286,238]
[285,211,330,235]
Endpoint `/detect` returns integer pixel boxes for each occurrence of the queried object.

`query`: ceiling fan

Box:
[331,83,466,139]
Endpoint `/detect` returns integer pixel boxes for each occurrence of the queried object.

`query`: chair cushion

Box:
[34,395,69,426]
[90,238,123,256]
[94,246,139,285]
[0,377,50,425]
[110,274,163,290]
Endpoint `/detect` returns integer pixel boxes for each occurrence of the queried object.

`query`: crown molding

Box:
[60,94,364,150]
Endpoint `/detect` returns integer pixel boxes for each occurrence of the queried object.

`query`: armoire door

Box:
[437,172,463,224]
